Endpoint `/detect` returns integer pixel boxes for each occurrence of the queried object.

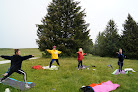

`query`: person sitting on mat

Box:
[0,49,34,88]
[116,48,125,74]
[46,46,62,68]
[77,48,85,70]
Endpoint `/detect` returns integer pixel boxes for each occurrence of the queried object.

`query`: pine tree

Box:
[94,32,106,56]
[104,20,120,57]
[36,0,93,56]
[122,14,138,59]
[93,20,119,57]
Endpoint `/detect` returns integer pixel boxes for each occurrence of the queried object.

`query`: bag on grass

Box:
[79,86,94,92]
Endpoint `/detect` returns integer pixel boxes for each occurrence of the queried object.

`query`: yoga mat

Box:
[76,65,90,69]
[0,78,35,91]
[112,69,126,75]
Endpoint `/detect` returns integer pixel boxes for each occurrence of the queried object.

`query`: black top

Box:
[118,53,125,62]
[1,55,33,70]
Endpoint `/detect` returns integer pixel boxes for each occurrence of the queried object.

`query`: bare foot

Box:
[2,73,8,76]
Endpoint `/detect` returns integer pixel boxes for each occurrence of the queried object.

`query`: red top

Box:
[77,52,85,61]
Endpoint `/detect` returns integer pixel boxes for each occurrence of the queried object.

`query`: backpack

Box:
[79,86,94,92]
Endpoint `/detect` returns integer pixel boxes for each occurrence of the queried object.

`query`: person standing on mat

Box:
[116,48,125,74]
[46,46,62,68]
[0,49,34,88]
[77,48,85,70]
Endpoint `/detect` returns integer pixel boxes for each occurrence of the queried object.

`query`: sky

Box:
[0,0,138,48]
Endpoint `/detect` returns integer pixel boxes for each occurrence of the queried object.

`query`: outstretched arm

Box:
[0,55,12,60]
[58,51,62,54]
[22,55,34,60]
[117,53,121,57]
[46,49,52,54]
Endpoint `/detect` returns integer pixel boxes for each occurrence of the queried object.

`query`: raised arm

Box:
[22,55,34,60]
[117,53,121,58]
[116,52,119,54]
[0,55,12,60]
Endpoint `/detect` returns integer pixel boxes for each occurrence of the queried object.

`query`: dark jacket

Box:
[1,55,33,70]
[118,53,125,62]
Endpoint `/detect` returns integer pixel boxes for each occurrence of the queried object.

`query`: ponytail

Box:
[14,49,20,54]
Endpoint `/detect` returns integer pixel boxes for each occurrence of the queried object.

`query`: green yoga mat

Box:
[112,69,118,74]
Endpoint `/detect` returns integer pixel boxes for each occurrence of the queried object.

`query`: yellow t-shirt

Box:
[47,49,61,59]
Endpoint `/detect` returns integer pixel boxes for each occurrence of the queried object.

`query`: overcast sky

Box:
[0,0,138,48]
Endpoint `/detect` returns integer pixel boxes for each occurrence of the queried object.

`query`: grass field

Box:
[0,48,138,92]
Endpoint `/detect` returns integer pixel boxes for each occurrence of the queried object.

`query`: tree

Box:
[36,0,93,56]
[121,14,138,59]
[103,20,120,57]
[93,20,119,57]
[93,32,106,56]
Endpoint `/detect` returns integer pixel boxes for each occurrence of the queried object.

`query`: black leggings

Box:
[49,59,60,68]
[118,61,123,72]
[78,60,82,68]
[1,69,27,83]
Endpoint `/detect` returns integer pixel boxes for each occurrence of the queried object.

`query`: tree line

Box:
[92,14,138,59]
[36,0,138,59]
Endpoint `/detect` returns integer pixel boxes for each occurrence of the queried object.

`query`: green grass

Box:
[0,48,138,92]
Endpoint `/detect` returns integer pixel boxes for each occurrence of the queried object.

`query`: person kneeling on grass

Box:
[0,49,34,88]
[116,48,125,74]
[46,46,62,68]
[77,48,86,70]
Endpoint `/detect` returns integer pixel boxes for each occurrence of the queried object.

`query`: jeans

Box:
[118,61,123,72]
[78,60,82,68]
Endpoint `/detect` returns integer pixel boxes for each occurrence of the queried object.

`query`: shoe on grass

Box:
[0,80,5,83]
[25,84,30,89]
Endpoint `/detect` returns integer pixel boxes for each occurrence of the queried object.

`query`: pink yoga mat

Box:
[93,80,120,92]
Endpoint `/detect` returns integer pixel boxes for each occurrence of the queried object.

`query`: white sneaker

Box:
[25,84,30,89]
[0,80,5,83]
[5,88,10,92]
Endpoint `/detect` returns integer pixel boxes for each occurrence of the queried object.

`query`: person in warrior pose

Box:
[46,46,62,68]
[116,48,125,74]
[77,48,85,70]
[0,49,34,88]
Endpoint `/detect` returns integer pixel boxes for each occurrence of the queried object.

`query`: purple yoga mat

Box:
[76,65,90,69]
[114,69,126,75]
[0,78,35,91]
